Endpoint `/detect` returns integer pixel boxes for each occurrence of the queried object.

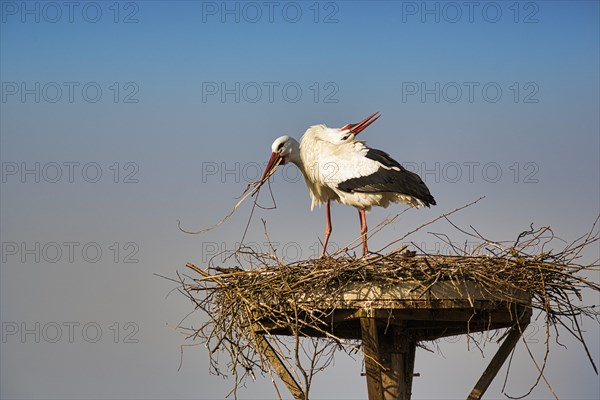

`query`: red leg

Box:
[321,200,332,257]
[359,209,369,256]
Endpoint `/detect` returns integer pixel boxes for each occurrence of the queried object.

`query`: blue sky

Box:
[1,1,599,399]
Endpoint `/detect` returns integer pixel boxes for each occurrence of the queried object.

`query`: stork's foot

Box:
[320,249,335,259]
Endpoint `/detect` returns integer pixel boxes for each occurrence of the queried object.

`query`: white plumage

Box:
[262,113,435,257]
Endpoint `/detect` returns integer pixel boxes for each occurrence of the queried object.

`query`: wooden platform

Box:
[254,280,532,400]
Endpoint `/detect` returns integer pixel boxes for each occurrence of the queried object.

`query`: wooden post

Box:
[361,318,417,400]
[381,326,417,400]
[360,318,383,399]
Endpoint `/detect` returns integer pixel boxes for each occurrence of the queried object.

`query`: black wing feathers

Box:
[364,148,403,169]
[337,148,436,207]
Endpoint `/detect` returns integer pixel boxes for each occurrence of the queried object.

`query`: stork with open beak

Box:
[260,112,436,257]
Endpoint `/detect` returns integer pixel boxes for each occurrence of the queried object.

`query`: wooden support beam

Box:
[361,318,417,400]
[380,327,417,400]
[360,318,383,399]
[467,320,529,400]
[254,334,306,400]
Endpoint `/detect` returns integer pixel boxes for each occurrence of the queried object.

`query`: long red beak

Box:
[340,112,381,136]
[260,151,282,183]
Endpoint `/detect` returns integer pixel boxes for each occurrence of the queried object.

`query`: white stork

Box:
[260,112,436,257]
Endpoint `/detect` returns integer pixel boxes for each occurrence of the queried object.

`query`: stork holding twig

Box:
[259,112,436,257]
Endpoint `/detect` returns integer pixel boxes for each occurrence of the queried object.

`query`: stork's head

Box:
[270,135,300,166]
[305,112,381,145]
[338,112,381,139]
[260,136,300,183]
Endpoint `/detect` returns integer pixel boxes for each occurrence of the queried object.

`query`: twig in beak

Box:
[178,157,282,235]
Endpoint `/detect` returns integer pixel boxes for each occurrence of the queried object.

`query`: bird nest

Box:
[169,213,599,399]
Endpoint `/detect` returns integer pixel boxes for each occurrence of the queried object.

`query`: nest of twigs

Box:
[170,212,599,399]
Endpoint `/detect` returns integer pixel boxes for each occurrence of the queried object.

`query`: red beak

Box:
[260,151,282,183]
[340,112,381,136]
